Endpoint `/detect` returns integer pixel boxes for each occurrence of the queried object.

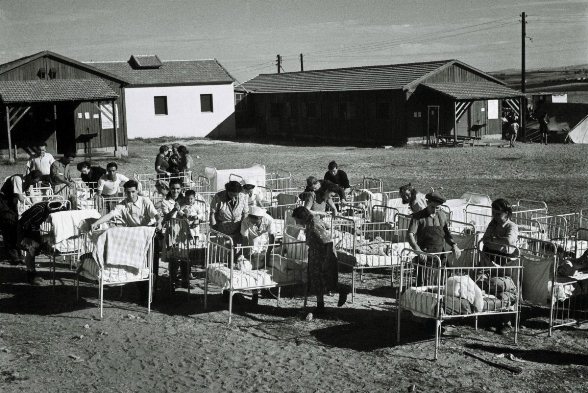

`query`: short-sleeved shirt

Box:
[240,213,275,240]
[50,160,73,185]
[210,191,249,236]
[98,173,130,196]
[26,153,55,176]
[113,196,159,227]
[81,167,107,187]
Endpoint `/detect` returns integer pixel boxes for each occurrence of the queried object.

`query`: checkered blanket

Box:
[92,226,156,271]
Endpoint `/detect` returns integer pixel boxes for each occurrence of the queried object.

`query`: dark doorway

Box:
[11,103,58,155]
[427,105,440,143]
[55,102,76,155]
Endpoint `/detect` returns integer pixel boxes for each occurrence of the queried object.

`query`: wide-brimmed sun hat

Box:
[249,206,266,217]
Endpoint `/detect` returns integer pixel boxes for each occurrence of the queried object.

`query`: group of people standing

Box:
[154,143,195,179]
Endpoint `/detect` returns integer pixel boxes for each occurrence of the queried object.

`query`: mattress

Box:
[337,242,410,267]
[52,236,93,254]
[400,286,513,318]
[78,255,150,283]
[206,263,276,290]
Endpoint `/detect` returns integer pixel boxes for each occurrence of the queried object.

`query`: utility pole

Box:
[300,53,304,71]
[276,54,282,74]
[521,11,527,140]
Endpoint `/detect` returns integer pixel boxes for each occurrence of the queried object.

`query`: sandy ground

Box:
[1,258,588,393]
[1,141,588,392]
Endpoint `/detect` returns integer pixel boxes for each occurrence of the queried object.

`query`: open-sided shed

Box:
[0,51,128,160]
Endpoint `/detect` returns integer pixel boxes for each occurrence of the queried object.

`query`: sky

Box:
[0,0,586,83]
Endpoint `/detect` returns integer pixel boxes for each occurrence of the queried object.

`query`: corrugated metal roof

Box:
[422,82,522,100]
[241,60,452,93]
[0,79,118,103]
[88,59,234,86]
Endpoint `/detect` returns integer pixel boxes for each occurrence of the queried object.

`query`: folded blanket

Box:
[49,209,101,244]
[93,226,156,271]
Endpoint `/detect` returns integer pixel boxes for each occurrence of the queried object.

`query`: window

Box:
[376,102,390,119]
[200,94,213,112]
[154,96,168,115]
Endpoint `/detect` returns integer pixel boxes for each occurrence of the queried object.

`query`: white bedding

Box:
[337,242,410,267]
[207,263,276,290]
[78,255,150,283]
[204,165,266,192]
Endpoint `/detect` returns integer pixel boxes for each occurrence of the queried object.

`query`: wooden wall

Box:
[250,90,407,145]
[0,54,127,156]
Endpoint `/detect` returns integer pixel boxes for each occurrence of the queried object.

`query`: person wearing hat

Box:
[17,200,68,285]
[407,191,461,264]
[242,179,264,207]
[240,206,276,249]
[210,180,249,243]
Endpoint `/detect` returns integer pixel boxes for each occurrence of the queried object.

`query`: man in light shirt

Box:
[91,180,163,297]
[25,143,55,181]
[97,162,130,197]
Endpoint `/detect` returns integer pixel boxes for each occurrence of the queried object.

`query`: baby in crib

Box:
[178,190,207,237]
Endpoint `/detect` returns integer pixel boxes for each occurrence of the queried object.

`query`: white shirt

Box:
[26,152,55,175]
[240,213,275,240]
[113,196,159,227]
[98,173,130,196]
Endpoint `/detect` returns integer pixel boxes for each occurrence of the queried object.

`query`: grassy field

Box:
[5,138,585,214]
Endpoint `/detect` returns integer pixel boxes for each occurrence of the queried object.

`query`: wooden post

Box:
[5,106,14,162]
[453,101,458,145]
[112,99,120,158]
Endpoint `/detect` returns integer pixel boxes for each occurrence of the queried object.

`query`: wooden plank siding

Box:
[0,54,127,157]
[252,90,407,145]
[424,64,494,84]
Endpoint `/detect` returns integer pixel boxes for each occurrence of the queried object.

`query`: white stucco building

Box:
[88,55,235,139]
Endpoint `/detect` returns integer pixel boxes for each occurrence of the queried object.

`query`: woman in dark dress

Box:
[292,206,347,314]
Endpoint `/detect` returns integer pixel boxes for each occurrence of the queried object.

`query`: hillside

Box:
[490,64,588,89]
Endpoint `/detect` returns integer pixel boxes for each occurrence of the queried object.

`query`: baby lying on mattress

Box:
[401,274,517,317]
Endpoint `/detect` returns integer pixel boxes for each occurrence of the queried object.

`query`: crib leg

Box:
[228,290,233,324]
[475,316,478,331]
[276,287,281,307]
[75,274,79,302]
[147,276,152,316]
[396,305,402,345]
[351,269,355,303]
[303,283,308,308]
[514,311,520,345]
[52,254,56,287]
[203,276,208,310]
[434,320,441,361]
[99,279,104,320]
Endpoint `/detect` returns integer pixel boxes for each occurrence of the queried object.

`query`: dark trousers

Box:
[0,198,20,262]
